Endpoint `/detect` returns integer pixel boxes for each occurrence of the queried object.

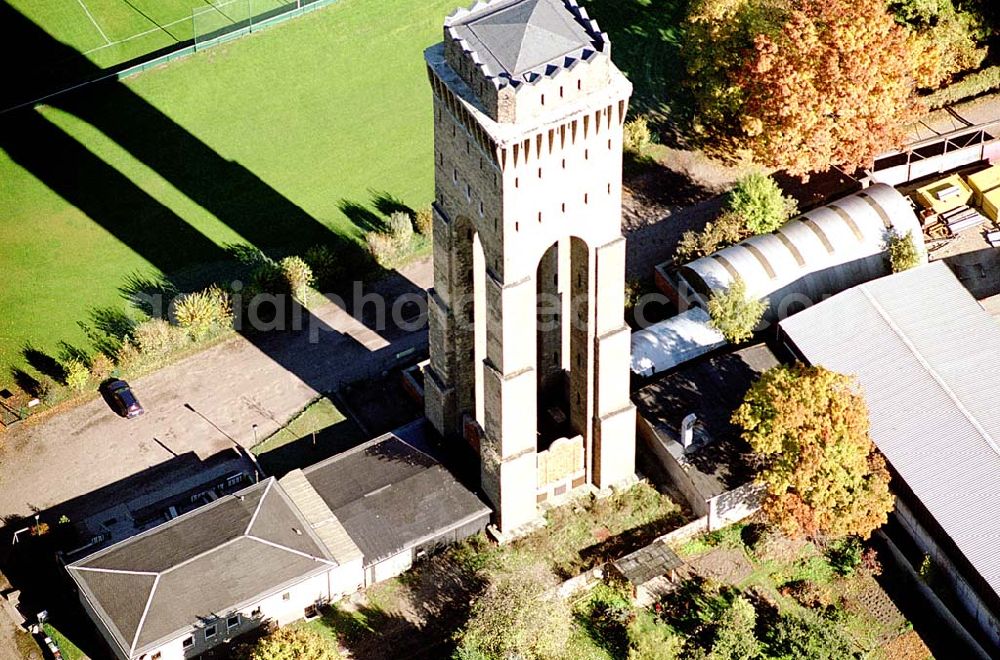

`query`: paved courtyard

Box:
[0,259,432,521]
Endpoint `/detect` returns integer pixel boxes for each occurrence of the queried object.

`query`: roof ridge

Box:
[244,477,274,536]
[160,535,245,576]
[68,566,158,576]
[245,535,336,565]
[129,573,160,656]
[67,477,271,568]
[859,283,1000,458]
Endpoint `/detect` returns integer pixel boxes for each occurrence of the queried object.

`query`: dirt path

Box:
[0,258,432,520]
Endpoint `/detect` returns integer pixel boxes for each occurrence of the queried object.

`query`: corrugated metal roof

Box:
[680,184,925,317]
[780,261,1000,601]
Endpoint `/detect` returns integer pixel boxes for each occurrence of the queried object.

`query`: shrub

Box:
[455,561,570,660]
[726,173,798,236]
[707,277,766,344]
[64,359,90,393]
[174,286,233,340]
[242,626,341,660]
[387,211,414,246]
[414,206,434,236]
[762,610,858,660]
[366,231,402,268]
[886,229,921,272]
[35,376,59,406]
[826,536,864,576]
[675,211,747,263]
[303,245,345,290]
[279,256,314,302]
[131,319,189,356]
[710,595,761,660]
[627,609,683,660]
[623,116,653,155]
[89,353,115,381]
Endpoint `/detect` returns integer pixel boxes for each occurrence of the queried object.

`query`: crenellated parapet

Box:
[441,0,612,122]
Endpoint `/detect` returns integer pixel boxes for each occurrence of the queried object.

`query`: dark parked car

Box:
[102,379,144,418]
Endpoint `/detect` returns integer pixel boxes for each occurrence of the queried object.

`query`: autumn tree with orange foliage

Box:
[738,0,919,177]
[733,364,894,539]
[737,0,915,176]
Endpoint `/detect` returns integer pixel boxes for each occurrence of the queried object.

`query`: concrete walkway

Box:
[0,258,432,520]
[906,93,1000,141]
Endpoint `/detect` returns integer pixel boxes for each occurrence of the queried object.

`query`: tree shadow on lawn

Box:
[1,2,416,400]
[21,344,67,384]
[584,0,694,134]
[371,190,416,219]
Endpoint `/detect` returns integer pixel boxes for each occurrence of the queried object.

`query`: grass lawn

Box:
[42,622,85,660]
[251,395,365,476]
[0,0,450,383]
[8,0,291,72]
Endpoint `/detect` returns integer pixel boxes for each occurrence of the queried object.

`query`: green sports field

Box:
[10,0,294,70]
[0,0,454,377]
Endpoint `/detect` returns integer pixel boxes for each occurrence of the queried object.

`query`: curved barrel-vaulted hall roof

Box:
[677,183,924,318]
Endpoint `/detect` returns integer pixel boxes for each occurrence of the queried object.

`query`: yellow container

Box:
[914,174,973,215]
[967,165,1000,206]
[983,188,1000,222]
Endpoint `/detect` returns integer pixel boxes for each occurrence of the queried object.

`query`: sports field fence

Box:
[2,0,338,113]
[193,0,328,50]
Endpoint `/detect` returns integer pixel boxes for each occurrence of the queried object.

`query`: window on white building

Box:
[182,636,194,649]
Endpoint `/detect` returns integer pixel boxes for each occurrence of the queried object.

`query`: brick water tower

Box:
[424,0,636,534]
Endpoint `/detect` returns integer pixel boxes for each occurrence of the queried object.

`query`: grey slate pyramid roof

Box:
[459,0,593,76]
[67,478,335,658]
[446,0,605,85]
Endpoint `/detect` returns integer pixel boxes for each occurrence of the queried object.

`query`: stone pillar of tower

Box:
[425,0,637,535]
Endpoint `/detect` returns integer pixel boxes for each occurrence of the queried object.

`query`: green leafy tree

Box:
[675,211,747,264]
[725,173,798,235]
[707,277,766,344]
[245,626,341,660]
[623,116,653,155]
[886,229,921,273]
[762,610,859,659]
[732,365,894,539]
[710,596,761,660]
[892,0,986,89]
[455,562,571,660]
[627,609,683,660]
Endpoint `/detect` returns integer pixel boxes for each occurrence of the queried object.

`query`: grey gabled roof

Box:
[302,431,491,564]
[780,261,1000,601]
[67,478,334,658]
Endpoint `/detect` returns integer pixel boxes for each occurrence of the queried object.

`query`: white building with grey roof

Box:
[66,427,490,660]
